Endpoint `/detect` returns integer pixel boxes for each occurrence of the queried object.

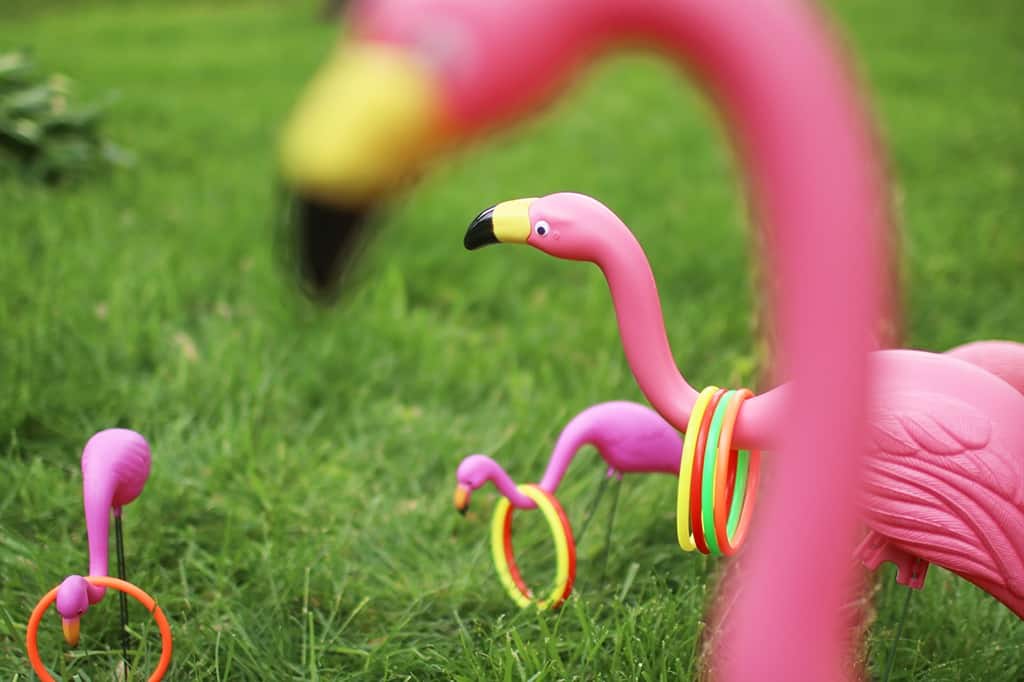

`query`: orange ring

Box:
[713,389,760,556]
[26,576,172,681]
[727,449,761,553]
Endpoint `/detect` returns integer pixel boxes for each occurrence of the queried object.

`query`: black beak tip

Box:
[279,191,375,301]
[464,206,498,251]
[457,505,469,516]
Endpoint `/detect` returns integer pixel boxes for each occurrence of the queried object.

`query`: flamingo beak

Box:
[62,616,80,647]
[454,484,471,515]
[464,198,535,250]
[278,42,448,298]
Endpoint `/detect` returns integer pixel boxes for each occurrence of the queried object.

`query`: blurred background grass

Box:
[1,0,1022,679]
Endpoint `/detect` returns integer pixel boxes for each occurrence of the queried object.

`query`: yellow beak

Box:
[62,616,80,647]
[279,42,447,205]
[464,198,536,250]
[453,484,471,514]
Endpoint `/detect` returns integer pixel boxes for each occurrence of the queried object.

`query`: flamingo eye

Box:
[534,220,550,237]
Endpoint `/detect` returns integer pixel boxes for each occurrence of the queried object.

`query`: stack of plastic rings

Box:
[676,386,762,556]
[26,576,173,682]
[490,483,576,609]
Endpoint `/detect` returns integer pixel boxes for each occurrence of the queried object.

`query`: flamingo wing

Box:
[868,393,990,455]
[864,392,1024,598]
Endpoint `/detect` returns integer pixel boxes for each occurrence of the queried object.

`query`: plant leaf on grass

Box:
[0,48,132,183]
[0,49,34,88]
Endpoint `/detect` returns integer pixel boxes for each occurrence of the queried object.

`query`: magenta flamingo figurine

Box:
[454,400,681,513]
[463,191,1024,621]
[456,401,681,608]
[54,429,151,647]
[279,0,891,677]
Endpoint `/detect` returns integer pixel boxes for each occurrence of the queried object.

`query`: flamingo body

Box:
[54,429,151,640]
[861,351,1024,616]
[456,401,681,510]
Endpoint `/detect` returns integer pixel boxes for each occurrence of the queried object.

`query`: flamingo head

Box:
[453,454,505,514]
[278,0,591,298]
[465,192,626,263]
[55,575,92,647]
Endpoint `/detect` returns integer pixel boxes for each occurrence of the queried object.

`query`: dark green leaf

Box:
[0,47,131,182]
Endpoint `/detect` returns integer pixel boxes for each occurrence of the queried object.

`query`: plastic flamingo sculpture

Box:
[463,191,1024,620]
[279,1,891,677]
[454,401,681,513]
[54,429,152,646]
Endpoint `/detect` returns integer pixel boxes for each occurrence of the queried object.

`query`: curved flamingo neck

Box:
[588,208,788,451]
[537,409,606,493]
[482,461,536,509]
[83,471,113,603]
[571,0,886,678]
[589,223,698,432]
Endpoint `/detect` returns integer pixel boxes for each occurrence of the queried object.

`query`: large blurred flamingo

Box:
[54,429,151,647]
[454,401,681,513]
[463,191,1024,619]
[278,0,889,677]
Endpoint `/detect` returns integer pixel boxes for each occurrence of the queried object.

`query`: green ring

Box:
[726,450,751,539]
[701,390,734,555]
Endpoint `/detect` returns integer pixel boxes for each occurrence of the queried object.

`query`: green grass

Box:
[1,1,1022,679]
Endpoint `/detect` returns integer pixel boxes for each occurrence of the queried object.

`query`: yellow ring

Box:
[677,386,719,551]
[490,484,574,609]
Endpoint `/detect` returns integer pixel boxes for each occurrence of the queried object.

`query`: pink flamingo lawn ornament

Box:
[463,191,1024,620]
[278,0,893,677]
[54,429,151,648]
[454,401,681,514]
[454,401,681,608]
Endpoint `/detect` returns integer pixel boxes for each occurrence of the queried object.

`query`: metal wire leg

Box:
[881,586,913,682]
[598,478,622,585]
[573,472,611,547]
[115,514,130,672]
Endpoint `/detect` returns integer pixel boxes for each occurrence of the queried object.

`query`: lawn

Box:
[1,0,1022,679]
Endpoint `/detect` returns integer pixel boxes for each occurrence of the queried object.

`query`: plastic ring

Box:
[690,389,727,555]
[712,389,751,553]
[676,386,719,551]
[701,390,735,555]
[724,451,750,537]
[490,484,576,609]
[26,576,172,682]
[718,447,760,555]
[723,450,760,550]
[727,448,761,553]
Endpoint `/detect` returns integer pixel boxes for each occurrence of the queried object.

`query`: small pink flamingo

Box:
[454,401,681,513]
[464,192,1024,621]
[54,429,151,647]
